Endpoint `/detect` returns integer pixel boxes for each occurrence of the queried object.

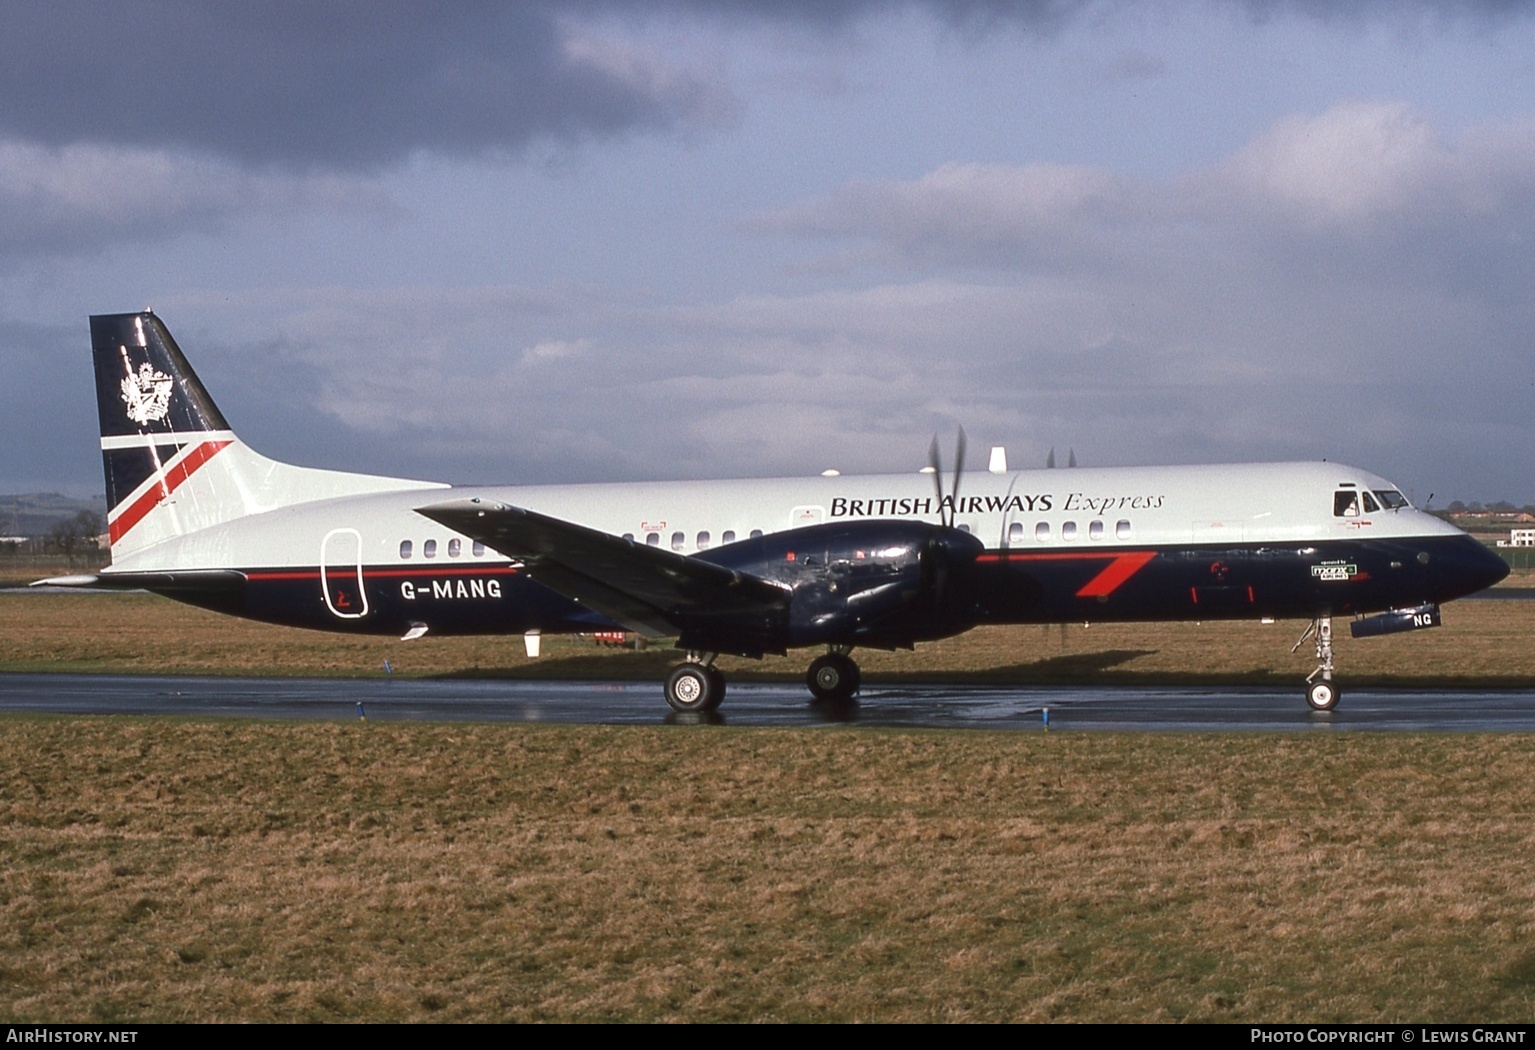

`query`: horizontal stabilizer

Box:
[34,569,247,594]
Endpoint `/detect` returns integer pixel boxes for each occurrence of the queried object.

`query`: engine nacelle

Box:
[700,519,985,648]
[1349,603,1442,638]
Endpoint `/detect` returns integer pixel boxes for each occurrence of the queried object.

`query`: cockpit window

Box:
[1361,491,1380,513]
[1333,491,1360,517]
[1374,490,1409,510]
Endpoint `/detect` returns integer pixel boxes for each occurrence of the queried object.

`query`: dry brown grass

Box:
[3,592,1533,686]
[5,593,1533,1022]
[3,721,1535,1022]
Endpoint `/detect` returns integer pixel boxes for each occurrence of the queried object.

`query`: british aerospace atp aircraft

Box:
[40,312,1509,713]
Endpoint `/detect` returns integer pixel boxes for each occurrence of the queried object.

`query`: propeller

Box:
[1046,446,1077,469]
[927,427,967,528]
[921,428,980,620]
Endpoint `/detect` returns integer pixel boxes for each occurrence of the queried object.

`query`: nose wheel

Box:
[807,650,860,702]
[1296,615,1341,711]
[1306,677,1340,711]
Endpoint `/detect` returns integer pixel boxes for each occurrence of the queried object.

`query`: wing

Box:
[416,498,790,654]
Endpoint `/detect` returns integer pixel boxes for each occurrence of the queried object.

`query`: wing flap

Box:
[416,499,789,646]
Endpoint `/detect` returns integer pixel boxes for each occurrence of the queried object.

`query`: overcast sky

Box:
[3,1,1532,505]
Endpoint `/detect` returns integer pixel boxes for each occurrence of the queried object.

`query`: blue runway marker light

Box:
[1042,706,1049,729]
[383,659,392,675]
[356,701,366,722]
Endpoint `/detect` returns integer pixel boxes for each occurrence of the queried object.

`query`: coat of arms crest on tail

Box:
[120,352,173,426]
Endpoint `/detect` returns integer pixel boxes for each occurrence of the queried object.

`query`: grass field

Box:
[4,722,1535,1022]
[3,591,1534,1022]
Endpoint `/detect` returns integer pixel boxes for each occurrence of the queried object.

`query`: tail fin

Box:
[92,312,443,565]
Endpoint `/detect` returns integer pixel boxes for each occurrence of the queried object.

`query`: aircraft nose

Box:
[1433,536,1510,599]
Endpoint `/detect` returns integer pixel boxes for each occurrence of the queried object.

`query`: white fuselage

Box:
[107,457,1461,575]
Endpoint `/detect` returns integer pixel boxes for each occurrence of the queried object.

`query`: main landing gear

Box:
[663,647,864,712]
[807,647,860,703]
[664,654,726,713]
[1293,615,1341,711]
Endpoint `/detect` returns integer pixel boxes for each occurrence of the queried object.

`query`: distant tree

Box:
[44,510,104,566]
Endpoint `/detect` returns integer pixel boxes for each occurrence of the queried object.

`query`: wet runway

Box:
[3,672,1535,730]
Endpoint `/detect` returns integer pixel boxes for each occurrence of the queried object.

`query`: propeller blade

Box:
[948,427,966,528]
[927,429,969,528]
[928,434,944,513]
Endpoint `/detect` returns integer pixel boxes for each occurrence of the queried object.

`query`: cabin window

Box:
[671,531,685,551]
[1035,522,1051,542]
[447,538,461,558]
[1361,491,1380,513]
[1008,522,1024,544]
[722,530,736,544]
[622,533,634,542]
[472,541,485,557]
[1062,521,1078,541]
[424,539,437,559]
[750,529,763,539]
[958,523,971,534]
[1116,519,1131,540]
[1088,520,1104,540]
[697,531,711,550]
[645,532,660,547]
[399,540,413,560]
[1334,491,1360,517]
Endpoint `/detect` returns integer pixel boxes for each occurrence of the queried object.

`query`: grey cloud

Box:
[2,2,734,171]
[755,103,1535,285]
[12,2,1527,175]
[1238,0,1535,26]
[0,141,398,260]
[751,162,1135,270]
[0,320,102,494]
[1095,48,1169,84]
[42,241,1532,505]
[1205,102,1535,231]
[634,0,1535,32]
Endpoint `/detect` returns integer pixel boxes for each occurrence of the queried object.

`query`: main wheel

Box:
[807,653,860,702]
[665,663,723,713]
[704,666,726,711]
[1306,678,1340,711]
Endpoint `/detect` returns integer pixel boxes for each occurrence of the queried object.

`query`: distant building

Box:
[1498,529,1535,548]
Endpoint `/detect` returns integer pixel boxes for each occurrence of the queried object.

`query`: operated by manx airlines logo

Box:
[120,352,173,426]
[1311,560,1361,582]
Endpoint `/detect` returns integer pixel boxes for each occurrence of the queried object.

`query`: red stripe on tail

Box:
[107,440,232,545]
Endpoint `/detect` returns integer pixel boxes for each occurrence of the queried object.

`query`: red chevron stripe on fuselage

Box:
[975,549,1158,598]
